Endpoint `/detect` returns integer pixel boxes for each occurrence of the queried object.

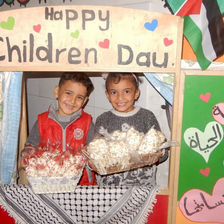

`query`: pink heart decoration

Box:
[199,167,210,176]
[179,177,224,223]
[212,102,224,125]
[200,92,211,102]
[99,39,109,49]
[33,24,41,33]
[163,38,173,46]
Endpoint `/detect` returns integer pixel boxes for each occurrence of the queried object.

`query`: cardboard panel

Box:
[0,6,181,72]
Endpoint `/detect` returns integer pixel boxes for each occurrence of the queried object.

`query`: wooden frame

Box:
[0,6,183,224]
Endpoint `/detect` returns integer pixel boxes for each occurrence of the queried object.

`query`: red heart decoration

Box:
[199,92,211,102]
[33,24,41,33]
[199,167,210,176]
[99,39,110,49]
[163,38,173,46]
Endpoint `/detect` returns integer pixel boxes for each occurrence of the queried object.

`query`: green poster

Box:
[178,75,224,200]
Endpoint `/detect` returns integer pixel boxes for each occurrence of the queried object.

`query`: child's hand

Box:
[20,149,27,169]
[158,148,168,164]
[20,159,26,169]
[20,146,35,169]
[87,160,98,173]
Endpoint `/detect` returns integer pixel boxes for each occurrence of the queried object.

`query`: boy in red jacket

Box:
[22,72,96,185]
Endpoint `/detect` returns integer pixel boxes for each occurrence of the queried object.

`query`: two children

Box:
[24,72,167,186]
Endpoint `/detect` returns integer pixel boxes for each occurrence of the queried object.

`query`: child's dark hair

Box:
[105,72,142,91]
[59,72,94,96]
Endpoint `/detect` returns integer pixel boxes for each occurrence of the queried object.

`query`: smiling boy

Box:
[24,72,96,185]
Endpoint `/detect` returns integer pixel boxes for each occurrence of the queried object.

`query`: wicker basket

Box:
[84,149,164,175]
[27,172,82,194]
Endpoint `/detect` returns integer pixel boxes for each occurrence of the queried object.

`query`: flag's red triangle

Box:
[176,0,202,16]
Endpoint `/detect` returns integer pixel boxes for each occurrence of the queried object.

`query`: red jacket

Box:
[38,109,96,185]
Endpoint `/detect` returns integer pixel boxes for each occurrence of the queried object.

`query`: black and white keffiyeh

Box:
[0,183,161,224]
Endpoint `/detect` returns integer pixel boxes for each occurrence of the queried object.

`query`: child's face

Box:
[54,80,88,116]
[105,78,140,113]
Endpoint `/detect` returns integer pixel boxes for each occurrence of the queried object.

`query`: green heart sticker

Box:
[0,16,15,30]
[70,30,80,39]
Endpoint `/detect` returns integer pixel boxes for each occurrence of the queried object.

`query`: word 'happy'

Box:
[45,7,110,30]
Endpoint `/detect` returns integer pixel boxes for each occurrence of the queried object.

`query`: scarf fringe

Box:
[139,185,165,224]
[0,195,25,224]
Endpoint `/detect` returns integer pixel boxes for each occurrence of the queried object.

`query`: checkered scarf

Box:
[0,183,161,224]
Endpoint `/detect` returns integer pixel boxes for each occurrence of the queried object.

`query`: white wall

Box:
[8,0,171,186]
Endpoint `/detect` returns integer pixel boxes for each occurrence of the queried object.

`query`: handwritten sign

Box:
[0,6,181,71]
[179,177,224,223]
[184,121,223,163]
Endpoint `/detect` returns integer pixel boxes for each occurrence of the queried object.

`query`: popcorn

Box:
[139,126,166,154]
[28,157,37,167]
[64,164,79,176]
[86,126,171,175]
[36,157,47,166]
[24,141,87,178]
[26,165,38,177]
[125,127,143,151]
[50,164,65,177]
[108,141,129,158]
[42,151,52,161]
[111,130,127,140]
[69,156,76,164]
[37,165,50,177]
[63,159,72,170]
[87,138,109,160]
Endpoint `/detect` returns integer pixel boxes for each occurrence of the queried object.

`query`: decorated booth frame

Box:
[0,5,183,224]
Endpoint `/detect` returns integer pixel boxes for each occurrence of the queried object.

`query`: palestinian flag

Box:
[164,0,224,70]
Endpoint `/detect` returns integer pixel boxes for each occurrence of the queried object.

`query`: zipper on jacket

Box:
[62,129,66,151]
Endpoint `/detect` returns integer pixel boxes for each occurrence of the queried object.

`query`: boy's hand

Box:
[20,159,26,169]
[87,160,99,173]
[20,146,35,169]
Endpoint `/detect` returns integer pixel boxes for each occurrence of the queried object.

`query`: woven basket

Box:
[27,172,82,194]
[84,149,164,175]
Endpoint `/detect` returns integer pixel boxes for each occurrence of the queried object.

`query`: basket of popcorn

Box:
[83,126,179,175]
[22,142,87,194]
